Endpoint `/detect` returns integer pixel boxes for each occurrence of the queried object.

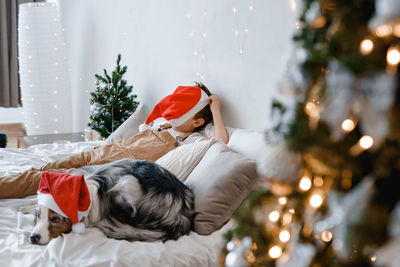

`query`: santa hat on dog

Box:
[37,171,91,234]
[145,86,209,127]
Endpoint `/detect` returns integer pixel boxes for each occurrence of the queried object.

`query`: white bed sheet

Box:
[0,142,231,267]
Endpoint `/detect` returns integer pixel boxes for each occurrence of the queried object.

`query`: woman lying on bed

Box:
[0,82,229,199]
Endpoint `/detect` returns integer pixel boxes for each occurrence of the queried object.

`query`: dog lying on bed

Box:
[29,159,195,245]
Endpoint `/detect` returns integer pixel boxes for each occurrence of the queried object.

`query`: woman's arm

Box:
[208,95,229,144]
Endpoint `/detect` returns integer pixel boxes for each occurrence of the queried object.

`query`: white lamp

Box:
[18,2,72,135]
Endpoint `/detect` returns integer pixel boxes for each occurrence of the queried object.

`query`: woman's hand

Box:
[208,95,222,114]
[207,94,229,144]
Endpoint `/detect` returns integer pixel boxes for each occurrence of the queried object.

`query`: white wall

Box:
[54,0,297,132]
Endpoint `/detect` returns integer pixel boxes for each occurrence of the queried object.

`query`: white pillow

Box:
[105,104,148,143]
[155,138,216,182]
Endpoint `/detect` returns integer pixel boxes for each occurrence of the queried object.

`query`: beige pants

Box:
[0,130,178,199]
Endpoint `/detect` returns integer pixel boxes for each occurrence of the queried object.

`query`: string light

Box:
[279,230,291,243]
[54,130,58,134]
[350,135,374,155]
[268,246,283,259]
[370,255,377,262]
[359,135,374,149]
[231,2,255,56]
[268,210,280,222]
[387,47,400,66]
[282,213,292,225]
[289,0,297,12]
[278,197,287,205]
[309,193,323,208]
[359,39,374,55]
[321,230,333,242]
[375,24,392,37]
[299,175,312,191]
[394,24,400,37]
[341,119,356,132]
[313,176,324,187]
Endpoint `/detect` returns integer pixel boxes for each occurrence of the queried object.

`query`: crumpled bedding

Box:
[0,142,231,267]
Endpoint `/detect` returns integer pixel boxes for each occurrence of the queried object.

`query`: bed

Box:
[0,106,268,267]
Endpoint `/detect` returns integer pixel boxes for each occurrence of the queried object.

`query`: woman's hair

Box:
[193,81,212,132]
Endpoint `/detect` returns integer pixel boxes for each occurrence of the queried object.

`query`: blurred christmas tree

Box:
[225,0,400,266]
[88,54,139,138]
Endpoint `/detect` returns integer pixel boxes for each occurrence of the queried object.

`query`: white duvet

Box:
[0,142,231,267]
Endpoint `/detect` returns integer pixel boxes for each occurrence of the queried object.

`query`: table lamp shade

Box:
[18,2,72,135]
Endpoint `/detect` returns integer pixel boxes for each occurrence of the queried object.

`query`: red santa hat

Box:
[37,171,91,234]
[145,86,209,127]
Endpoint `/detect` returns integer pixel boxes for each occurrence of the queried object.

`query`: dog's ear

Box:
[19,204,38,215]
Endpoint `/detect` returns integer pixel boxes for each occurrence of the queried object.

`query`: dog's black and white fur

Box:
[30,159,195,245]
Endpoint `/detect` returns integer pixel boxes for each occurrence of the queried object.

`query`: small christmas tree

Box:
[88,54,139,138]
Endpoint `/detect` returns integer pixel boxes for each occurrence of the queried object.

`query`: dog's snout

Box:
[30,234,41,244]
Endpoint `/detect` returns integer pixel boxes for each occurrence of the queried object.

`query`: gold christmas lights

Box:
[299,175,312,191]
[279,230,291,243]
[321,230,333,242]
[268,245,282,259]
[341,119,356,132]
[268,210,280,222]
[360,39,374,55]
[309,193,323,208]
[387,47,400,66]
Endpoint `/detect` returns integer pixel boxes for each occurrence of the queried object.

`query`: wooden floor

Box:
[0,123,26,148]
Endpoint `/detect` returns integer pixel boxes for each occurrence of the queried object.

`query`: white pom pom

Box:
[257,144,302,184]
[139,123,150,132]
[72,222,86,234]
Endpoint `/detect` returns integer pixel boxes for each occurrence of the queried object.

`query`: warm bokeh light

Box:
[375,24,392,37]
[313,176,324,187]
[299,176,312,191]
[269,210,280,222]
[359,135,374,149]
[279,230,291,243]
[282,213,292,225]
[394,24,400,37]
[310,194,323,208]
[360,39,374,55]
[371,255,377,262]
[341,119,356,132]
[321,230,333,242]
[387,48,400,65]
[278,197,287,205]
[268,245,283,259]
